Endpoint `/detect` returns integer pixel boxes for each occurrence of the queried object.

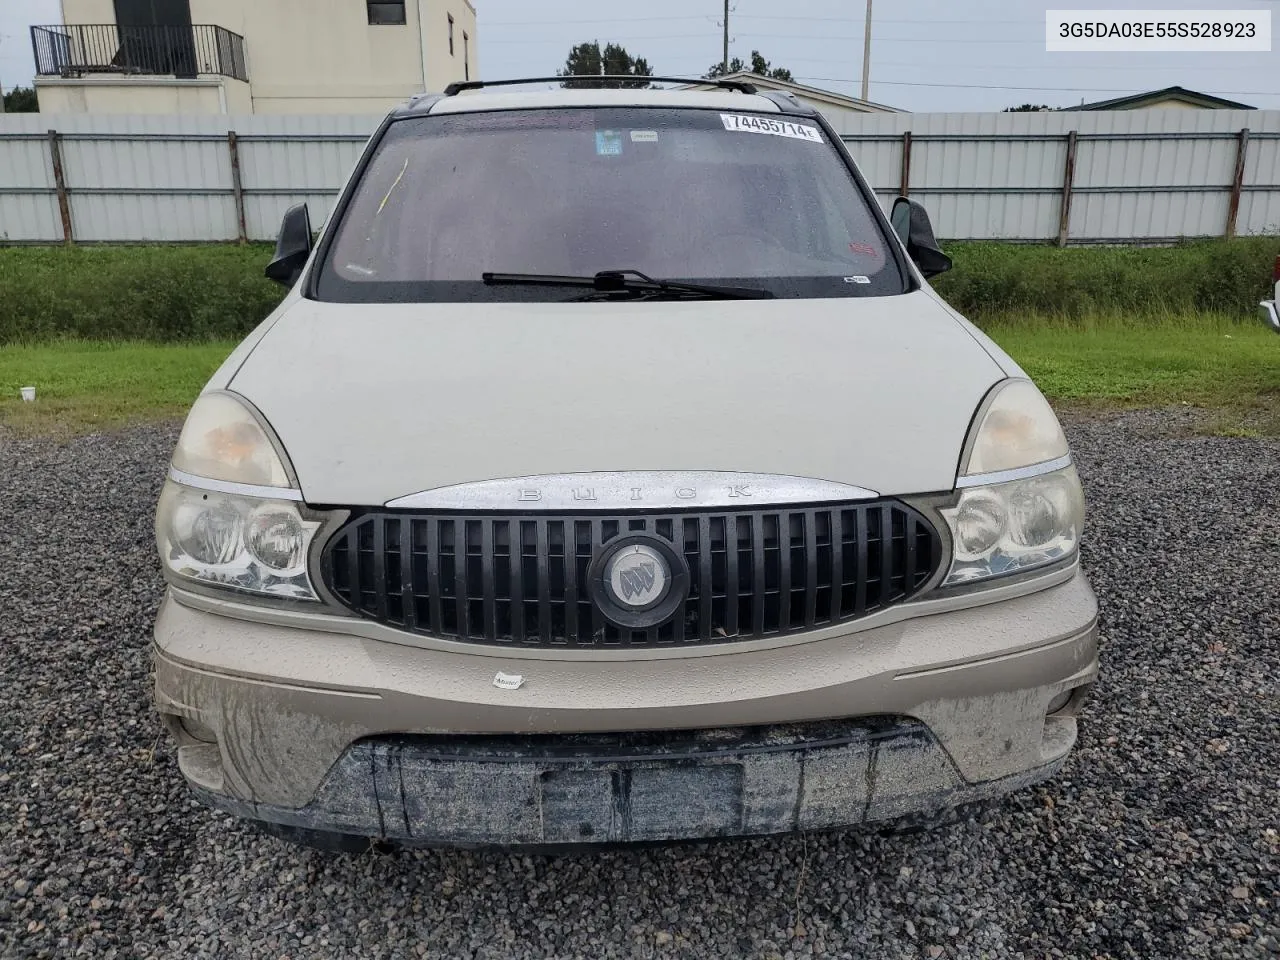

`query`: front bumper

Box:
[154,567,1098,846]
[187,717,1082,847]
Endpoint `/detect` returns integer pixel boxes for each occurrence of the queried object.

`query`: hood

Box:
[228,293,1006,506]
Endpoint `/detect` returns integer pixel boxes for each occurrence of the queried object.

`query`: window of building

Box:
[367,1,406,25]
[463,32,470,79]
[448,14,455,55]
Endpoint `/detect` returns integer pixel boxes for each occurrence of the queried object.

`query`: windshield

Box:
[315,107,905,302]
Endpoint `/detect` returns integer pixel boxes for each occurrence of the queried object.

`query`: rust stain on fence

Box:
[228,131,248,245]
[1226,128,1250,240]
[1057,130,1078,248]
[47,129,73,244]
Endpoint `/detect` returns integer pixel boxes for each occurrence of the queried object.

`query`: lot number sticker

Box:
[720,114,824,143]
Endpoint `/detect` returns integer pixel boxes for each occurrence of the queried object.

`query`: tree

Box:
[705,50,793,82]
[1003,103,1053,112]
[559,41,653,89]
[2,86,38,113]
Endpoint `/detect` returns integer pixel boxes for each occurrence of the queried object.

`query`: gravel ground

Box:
[0,410,1276,960]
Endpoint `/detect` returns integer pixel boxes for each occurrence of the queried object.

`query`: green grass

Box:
[934,237,1279,321]
[0,340,236,436]
[3,316,1278,438]
[0,244,281,343]
[984,313,1280,408]
[2,238,1277,343]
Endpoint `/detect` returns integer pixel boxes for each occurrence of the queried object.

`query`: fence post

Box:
[899,130,912,197]
[1225,127,1250,240]
[1057,130,1078,247]
[227,130,248,244]
[47,128,73,245]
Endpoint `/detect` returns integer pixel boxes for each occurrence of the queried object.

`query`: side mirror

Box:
[265,203,313,287]
[890,197,952,279]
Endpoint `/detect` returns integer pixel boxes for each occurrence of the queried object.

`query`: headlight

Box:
[245,503,310,577]
[157,481,320,600]
[962,380,1069,478]
[171,392,292,488]
[942,379,1084,585]
[942,466,1085,584]
[160,391,323,601]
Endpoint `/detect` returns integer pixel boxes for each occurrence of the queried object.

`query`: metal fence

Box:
[828,108,1280,243]
[1,109,1278,244]
[0,114,370,243]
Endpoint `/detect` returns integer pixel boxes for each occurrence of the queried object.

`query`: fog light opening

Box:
[179,716,218,744]
[1046,690,1074,715]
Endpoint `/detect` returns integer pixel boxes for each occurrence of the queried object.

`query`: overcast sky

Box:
[2,0,1277,111]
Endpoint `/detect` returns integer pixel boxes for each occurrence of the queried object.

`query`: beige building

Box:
[1068,85,1255,111]
[32,0,477,114]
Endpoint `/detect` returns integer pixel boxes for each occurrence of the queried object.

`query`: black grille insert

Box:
[322,503,942,649]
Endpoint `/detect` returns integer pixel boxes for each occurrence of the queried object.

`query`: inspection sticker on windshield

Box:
[595,130,624,156]
[720,114,824,143]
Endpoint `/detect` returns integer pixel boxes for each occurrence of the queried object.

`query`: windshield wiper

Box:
[481,269,775,300]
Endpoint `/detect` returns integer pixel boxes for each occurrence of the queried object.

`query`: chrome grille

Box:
[322,502,941,649]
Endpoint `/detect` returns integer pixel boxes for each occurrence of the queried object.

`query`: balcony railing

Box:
[31,24,248,83]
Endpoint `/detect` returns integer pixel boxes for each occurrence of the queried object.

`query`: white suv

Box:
[1262,255,1279,332]
[152,78,1098,851]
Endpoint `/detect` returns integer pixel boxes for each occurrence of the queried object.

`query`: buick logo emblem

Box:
[589,536,687,628]
[605,544,669,609]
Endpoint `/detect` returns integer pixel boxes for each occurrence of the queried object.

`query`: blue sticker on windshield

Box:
[595,130,623,156]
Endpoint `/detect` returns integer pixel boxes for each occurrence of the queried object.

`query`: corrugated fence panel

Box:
[245,192,343,242]
[1241,136,1280,236]
[1070,130,1238,239]
[236,119,371,240]
[842,136,902,198]
[235,136,359,191]
[821,110,909,139]
[0,134,59,242]
[0,113,377,243]
[0,135,52,188]
[934,192,1063,242]
[62,130,235,241]
[851,109,1280,242]
[1072,190,1229,242]
[0,193,62,242]
[2,110,1278,243]
[909,133,1065,240]
[228,114,372,239]
[72,192,238,242]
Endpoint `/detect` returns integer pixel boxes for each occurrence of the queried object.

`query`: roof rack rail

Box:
[442,76,758,97]
[756,90,818,116]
